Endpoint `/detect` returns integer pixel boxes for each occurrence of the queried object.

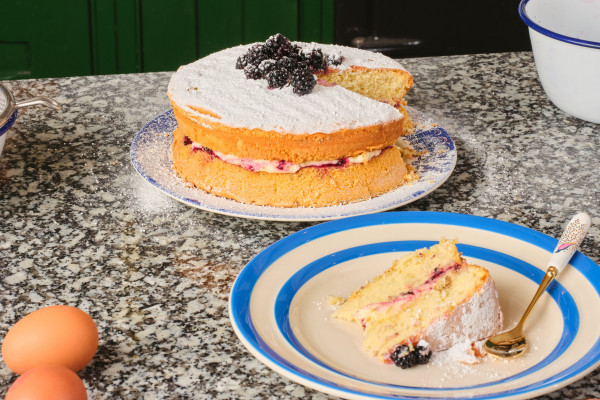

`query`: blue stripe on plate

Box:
[229,211,600,399]
[274,241,578,390]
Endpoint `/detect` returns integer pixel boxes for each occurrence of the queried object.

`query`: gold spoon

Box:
[484,212,591,358]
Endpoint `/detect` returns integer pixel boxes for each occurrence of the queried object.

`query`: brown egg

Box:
[1,305,98,374]
[5,365,87,400]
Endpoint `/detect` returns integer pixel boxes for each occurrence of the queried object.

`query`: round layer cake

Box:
[167,36,414,207]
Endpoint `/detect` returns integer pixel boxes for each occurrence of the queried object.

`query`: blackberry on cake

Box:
[245,43,272,66]
[265,33,293,56]
[290,67,316,95]
[276,56,297,72]
[167,34,416,207]
[258,60,277,77]
[301,48,328,72]
[235,55,248,70]
[243,64,261,80]
[266,68,290,89]
[332,239,503,366]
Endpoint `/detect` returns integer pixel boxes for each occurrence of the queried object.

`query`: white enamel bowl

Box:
[519,0,600,124]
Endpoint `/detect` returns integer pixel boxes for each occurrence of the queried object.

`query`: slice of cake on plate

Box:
[167,34,416,207]
[333,239,503,368]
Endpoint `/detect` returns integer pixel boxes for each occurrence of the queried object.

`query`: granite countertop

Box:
[1,52,599,399]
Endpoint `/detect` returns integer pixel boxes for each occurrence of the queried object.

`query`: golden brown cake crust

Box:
[171,127,408,207]
[170,100,408,164]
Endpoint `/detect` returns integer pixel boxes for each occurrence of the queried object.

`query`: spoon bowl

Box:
[484,328,527,358]
[484,213,591,358]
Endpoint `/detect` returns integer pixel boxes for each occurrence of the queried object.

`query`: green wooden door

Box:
[0,0,334,80]
[141,0,335,73]
[0,1,93,79]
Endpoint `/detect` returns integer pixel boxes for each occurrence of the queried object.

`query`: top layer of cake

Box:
[167,42,411,135]
[333,239,463,323]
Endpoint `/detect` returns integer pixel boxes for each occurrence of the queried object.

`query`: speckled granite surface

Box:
[1,52,599,399]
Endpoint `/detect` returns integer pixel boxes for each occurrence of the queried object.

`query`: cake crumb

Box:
[327,296,345,306]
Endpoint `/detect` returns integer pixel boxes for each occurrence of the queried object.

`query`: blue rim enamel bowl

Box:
[0,84,17,159]
[519,0,600,124]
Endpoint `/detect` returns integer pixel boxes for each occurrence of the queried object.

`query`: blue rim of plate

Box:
[229,211,600,399]
[130,108,457,222]
[519,0,600,50]
[0,110,17,137]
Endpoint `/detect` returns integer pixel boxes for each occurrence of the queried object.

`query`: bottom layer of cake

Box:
[171,127,410,207]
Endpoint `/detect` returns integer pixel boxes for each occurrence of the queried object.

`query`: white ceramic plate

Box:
[229,211,600,399]
[130,108,456,221]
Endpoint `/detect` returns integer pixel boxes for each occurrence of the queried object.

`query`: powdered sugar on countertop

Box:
[167,42,407,135]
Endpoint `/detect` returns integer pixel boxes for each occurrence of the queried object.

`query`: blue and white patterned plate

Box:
[130,108,456,221]
[229,211,600,399]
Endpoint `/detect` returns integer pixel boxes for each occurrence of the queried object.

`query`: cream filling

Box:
[190,141,387,173]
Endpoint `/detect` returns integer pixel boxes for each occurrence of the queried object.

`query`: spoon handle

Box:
[546,212,591,272]
[516,265,558,330]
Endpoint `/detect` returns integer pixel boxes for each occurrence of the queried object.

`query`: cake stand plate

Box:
[229,211,600,399]
[130,107,456,222]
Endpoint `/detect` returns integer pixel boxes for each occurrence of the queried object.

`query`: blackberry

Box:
[327,51,344,66]
[292,44,303,55]
[243,64,262,80]
[301,48,327,72]
[258,60,277,77]
[245,44,272,66]
[414,344,432,365]
[390,345,417,369]
[235,55,248,69]
[290,67,316,95]
[265,33,294,58]
[274,45,294,59]
[266,68,290,89]
[276,56,297,72]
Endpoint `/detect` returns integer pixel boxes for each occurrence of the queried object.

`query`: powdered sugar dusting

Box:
[432,340,485,365]
[304,42,409,71]
[167,42,404,134]
[425,278,503,351]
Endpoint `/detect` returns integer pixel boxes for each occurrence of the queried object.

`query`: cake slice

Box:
[333,239,503,367]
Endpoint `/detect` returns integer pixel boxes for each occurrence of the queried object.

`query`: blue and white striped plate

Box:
[229,211,600,399]
[130,108,456,221]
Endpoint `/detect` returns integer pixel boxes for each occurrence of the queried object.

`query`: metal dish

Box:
[0,83,61,158]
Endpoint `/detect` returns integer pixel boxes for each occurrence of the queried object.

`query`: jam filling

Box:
[354,261,464,328]
[183,136,388,174]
